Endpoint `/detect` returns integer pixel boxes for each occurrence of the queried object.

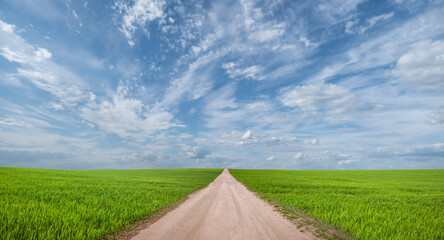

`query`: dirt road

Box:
[131,169,314,240]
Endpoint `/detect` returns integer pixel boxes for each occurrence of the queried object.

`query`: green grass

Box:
[0,167,222,240]
[230,169,444,240]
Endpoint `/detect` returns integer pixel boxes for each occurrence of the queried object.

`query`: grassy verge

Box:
[230,169,444,240]
[0,167,222,240]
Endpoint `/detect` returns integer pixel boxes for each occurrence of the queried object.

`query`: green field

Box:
[230,169,444,240]
[0,167,222,240]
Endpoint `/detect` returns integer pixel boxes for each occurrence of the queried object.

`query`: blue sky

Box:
[0,0,443,170]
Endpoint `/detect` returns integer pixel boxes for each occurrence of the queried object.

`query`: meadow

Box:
[0,167,222,240]
[230,169,444,240]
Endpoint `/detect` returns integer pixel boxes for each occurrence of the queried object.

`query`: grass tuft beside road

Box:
[0,167,222,240]
[230,169,444,240]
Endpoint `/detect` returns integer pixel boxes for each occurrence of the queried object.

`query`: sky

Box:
[0,0,443,170]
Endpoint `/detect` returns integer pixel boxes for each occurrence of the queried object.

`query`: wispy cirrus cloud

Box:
[222,62,265,81]
[316,0,365,20]
[279,84,358,115]
[426,106,444,125]
[0,118,31,127]
[0,20,88,107]
[218,130,319,147]
[114,0,166,46]
[345,12,394,34]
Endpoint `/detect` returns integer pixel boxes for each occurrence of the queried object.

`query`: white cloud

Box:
[0,113,97,151]
[164,9,207,51]
[161,51,224,107]
[201,84,310,134]
[219,130,319,147]
[16,68,86,106]
[201,83,302,132]
[182,145,210,160]
[363,12,394,32]
[0,118,31,127]
[293,152,305,159]
[307,63,350,85]
[299,36,317,48]
[369,143,444,160]
[310,139,320,144]
[426,106,444,125]
[0,20,87,106]
[0,47,51,63]
[267,156,277,161]
[248,22,285,43]
[0,20,15,33]
[191,46,201,54]
[340,8,444,76]
[392,40,444,92]
[241,130,253,139]
[404,143,444,158]
[81,84,182,141]
[337,159,359,166]
[316,0,364,22]
[114,0,166,46]
[222,62,265,80]
[345,19,359,34]
[0,47,29,64]
[279,84,358,115]
[393,0,426,12]
[346,12,394,34]
[49,102,64,111]
[72,10,79,20]
[238,0,286,43]
[34,47,52,61]
[204,84,237,111]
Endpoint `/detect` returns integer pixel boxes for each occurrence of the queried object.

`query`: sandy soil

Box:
[131,169,315,240]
